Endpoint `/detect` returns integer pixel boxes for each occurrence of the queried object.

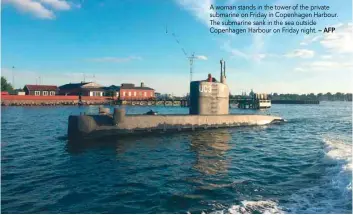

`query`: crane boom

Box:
[166,25,199,83]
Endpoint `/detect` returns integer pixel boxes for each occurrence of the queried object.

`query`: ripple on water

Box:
[1,103,352,213]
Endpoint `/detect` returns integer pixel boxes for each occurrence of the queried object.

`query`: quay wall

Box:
[1,95,113,106]
[1,95,189,107]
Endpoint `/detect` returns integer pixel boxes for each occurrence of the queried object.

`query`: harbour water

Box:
[1,102,352,213]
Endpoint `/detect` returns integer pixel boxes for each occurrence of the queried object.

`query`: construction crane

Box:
[166,25,199,83]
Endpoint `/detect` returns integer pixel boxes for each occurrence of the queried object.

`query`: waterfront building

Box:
[119,82,155,100]
[103,85,120,97]
[59,82,104,96]
[23,85,58,96]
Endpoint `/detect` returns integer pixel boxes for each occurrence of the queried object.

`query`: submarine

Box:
[67,60,283,140]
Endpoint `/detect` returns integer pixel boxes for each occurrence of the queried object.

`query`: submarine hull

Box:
[68,114,283,140]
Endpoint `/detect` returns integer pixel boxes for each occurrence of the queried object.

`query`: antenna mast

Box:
[188,53,197,83]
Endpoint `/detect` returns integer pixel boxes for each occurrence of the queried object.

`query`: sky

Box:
[1,0,352,96]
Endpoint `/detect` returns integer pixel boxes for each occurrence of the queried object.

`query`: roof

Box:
[120,83,154,90]
[24,85,58,91]
[121,86,154,90]
[103,85,121,91]
[121,83,135,88]
[59,82,89,90]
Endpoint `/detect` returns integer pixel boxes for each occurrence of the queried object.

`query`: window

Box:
[92,91,102,96]
[139,92,142,96]
[144,92,147,97]
[35,91,40,96]
[123,92,126,96]
[128,92,131,96]
[50,91,56,96]
[134,92,136,96]
[151,92,153,96]
[43,91,48,96]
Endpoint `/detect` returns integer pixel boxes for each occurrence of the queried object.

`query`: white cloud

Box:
[320,23,353,54]
[293,67,305,72]
[39,0,71,10]
[221,41,267,61]
[311,61,339,68]
[293,22,353,75]
[175,0,215,27]
[88,56,142,63]
[229,49,250,60]
[294,60,353,73]
[3,0,55,19]
[3,0,74,19]
[196,55,208,60]
[300,35,321,46]
[299,23,353,54]
[321,55,333,59]
[285,49,315,59]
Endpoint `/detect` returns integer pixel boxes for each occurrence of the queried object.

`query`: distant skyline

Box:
[1,0,352,96]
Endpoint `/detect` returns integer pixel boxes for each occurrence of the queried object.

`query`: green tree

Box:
[1,76,14,92]
[335,92,344,101]
[317,93,323,100]
[325,92,333,101]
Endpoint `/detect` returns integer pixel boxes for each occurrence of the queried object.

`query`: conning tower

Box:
[189,59,229,115]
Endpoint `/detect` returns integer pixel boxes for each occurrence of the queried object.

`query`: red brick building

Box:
[119,82,155,100]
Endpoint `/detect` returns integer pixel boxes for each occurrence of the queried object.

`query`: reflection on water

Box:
[190,129,231,175]
[67,129,232,177]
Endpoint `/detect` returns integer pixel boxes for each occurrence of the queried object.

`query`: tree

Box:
[325,92,333,101]
[335,92,344,101]
[317,93,323,100]
[1,76,14,92]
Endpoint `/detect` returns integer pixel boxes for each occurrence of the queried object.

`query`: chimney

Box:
[141,82,145,87]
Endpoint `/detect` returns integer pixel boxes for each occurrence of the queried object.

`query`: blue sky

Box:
[1,0,352,95]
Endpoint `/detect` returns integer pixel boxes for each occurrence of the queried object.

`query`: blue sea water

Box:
[1,102,352,214]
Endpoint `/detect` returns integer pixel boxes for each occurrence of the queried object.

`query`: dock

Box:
[230,92,271,109]
[271,100,320,104]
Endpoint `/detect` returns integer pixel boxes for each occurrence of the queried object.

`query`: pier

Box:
[230,92,271,109]
[271,100,320,104]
